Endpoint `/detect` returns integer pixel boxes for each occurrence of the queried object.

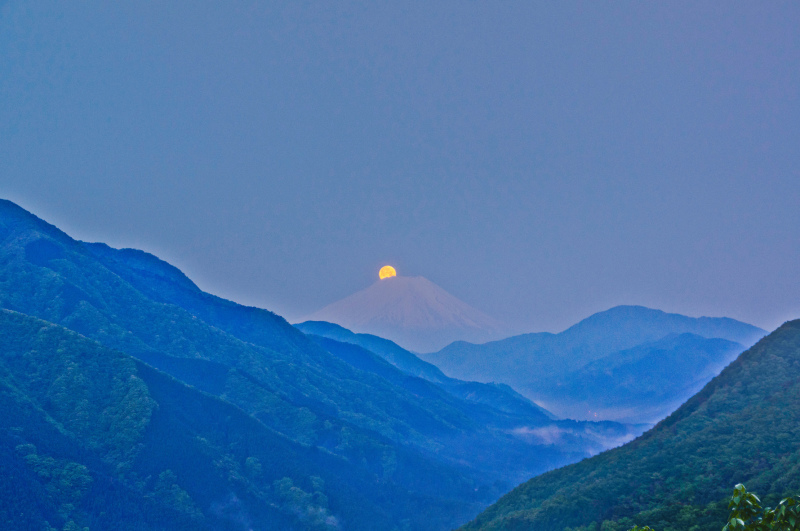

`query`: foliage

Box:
[0,312,157,471]
[148,470,204,522]
[15,443,93,520]
[629,485,800,531]
[722,484,800,531]
[272,476,337,530]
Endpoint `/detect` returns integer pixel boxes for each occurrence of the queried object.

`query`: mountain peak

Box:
[303,275,505,352]
[564,304,766,348]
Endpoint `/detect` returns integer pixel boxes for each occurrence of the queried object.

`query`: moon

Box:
[379,265,397,279]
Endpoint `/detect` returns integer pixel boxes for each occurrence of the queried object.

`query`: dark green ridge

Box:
[461,319,800,531]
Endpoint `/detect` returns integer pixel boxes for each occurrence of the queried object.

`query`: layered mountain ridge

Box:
[423,305,765,423]
[295,320,555,421]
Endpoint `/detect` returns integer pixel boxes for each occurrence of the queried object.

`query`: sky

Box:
[1,1,799,334]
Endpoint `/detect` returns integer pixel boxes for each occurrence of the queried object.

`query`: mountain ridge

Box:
[295,320,555,420]
[539,332,745,423]
[423,305,766,422]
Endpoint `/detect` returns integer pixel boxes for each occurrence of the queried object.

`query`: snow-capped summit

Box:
[302,275,505,353]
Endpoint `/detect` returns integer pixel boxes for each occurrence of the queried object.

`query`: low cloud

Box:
[510,425,569,445]
[510,424,641,455]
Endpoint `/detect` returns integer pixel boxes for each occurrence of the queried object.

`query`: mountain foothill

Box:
[0,198,792,531]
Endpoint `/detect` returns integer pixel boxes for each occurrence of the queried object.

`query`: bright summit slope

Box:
[303,274,505,353]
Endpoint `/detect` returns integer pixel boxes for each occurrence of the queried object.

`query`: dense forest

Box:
[0,310,333,529]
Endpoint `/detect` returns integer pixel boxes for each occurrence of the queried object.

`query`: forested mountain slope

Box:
[0,199,638,529]
[0,309,468,530]
[461,319,800,531]
[0,200,490,528]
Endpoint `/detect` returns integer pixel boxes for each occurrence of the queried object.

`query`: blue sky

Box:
[2,1,799,332]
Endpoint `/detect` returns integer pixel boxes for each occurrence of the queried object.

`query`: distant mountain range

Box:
[461,319,800,531]
[302,274,506,352]
[549,332,745,422]
[422,305,765,423]
[0,199,640,530]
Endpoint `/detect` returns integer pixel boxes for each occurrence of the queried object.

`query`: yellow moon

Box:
[379,265,397,279]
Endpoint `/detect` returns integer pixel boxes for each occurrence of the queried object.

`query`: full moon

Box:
[379,265,397,279]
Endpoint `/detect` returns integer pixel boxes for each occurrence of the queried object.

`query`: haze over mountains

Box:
[3,2,797,530]
[0,199,641,530]
[1,198,788,531]
[423,306,765,423]
[302,273,766,424]
[303,274,506,353]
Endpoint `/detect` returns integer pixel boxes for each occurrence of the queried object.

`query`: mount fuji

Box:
[301,275,506,352]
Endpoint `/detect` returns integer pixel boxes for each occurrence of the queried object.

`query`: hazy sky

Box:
[2,1,799,333]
